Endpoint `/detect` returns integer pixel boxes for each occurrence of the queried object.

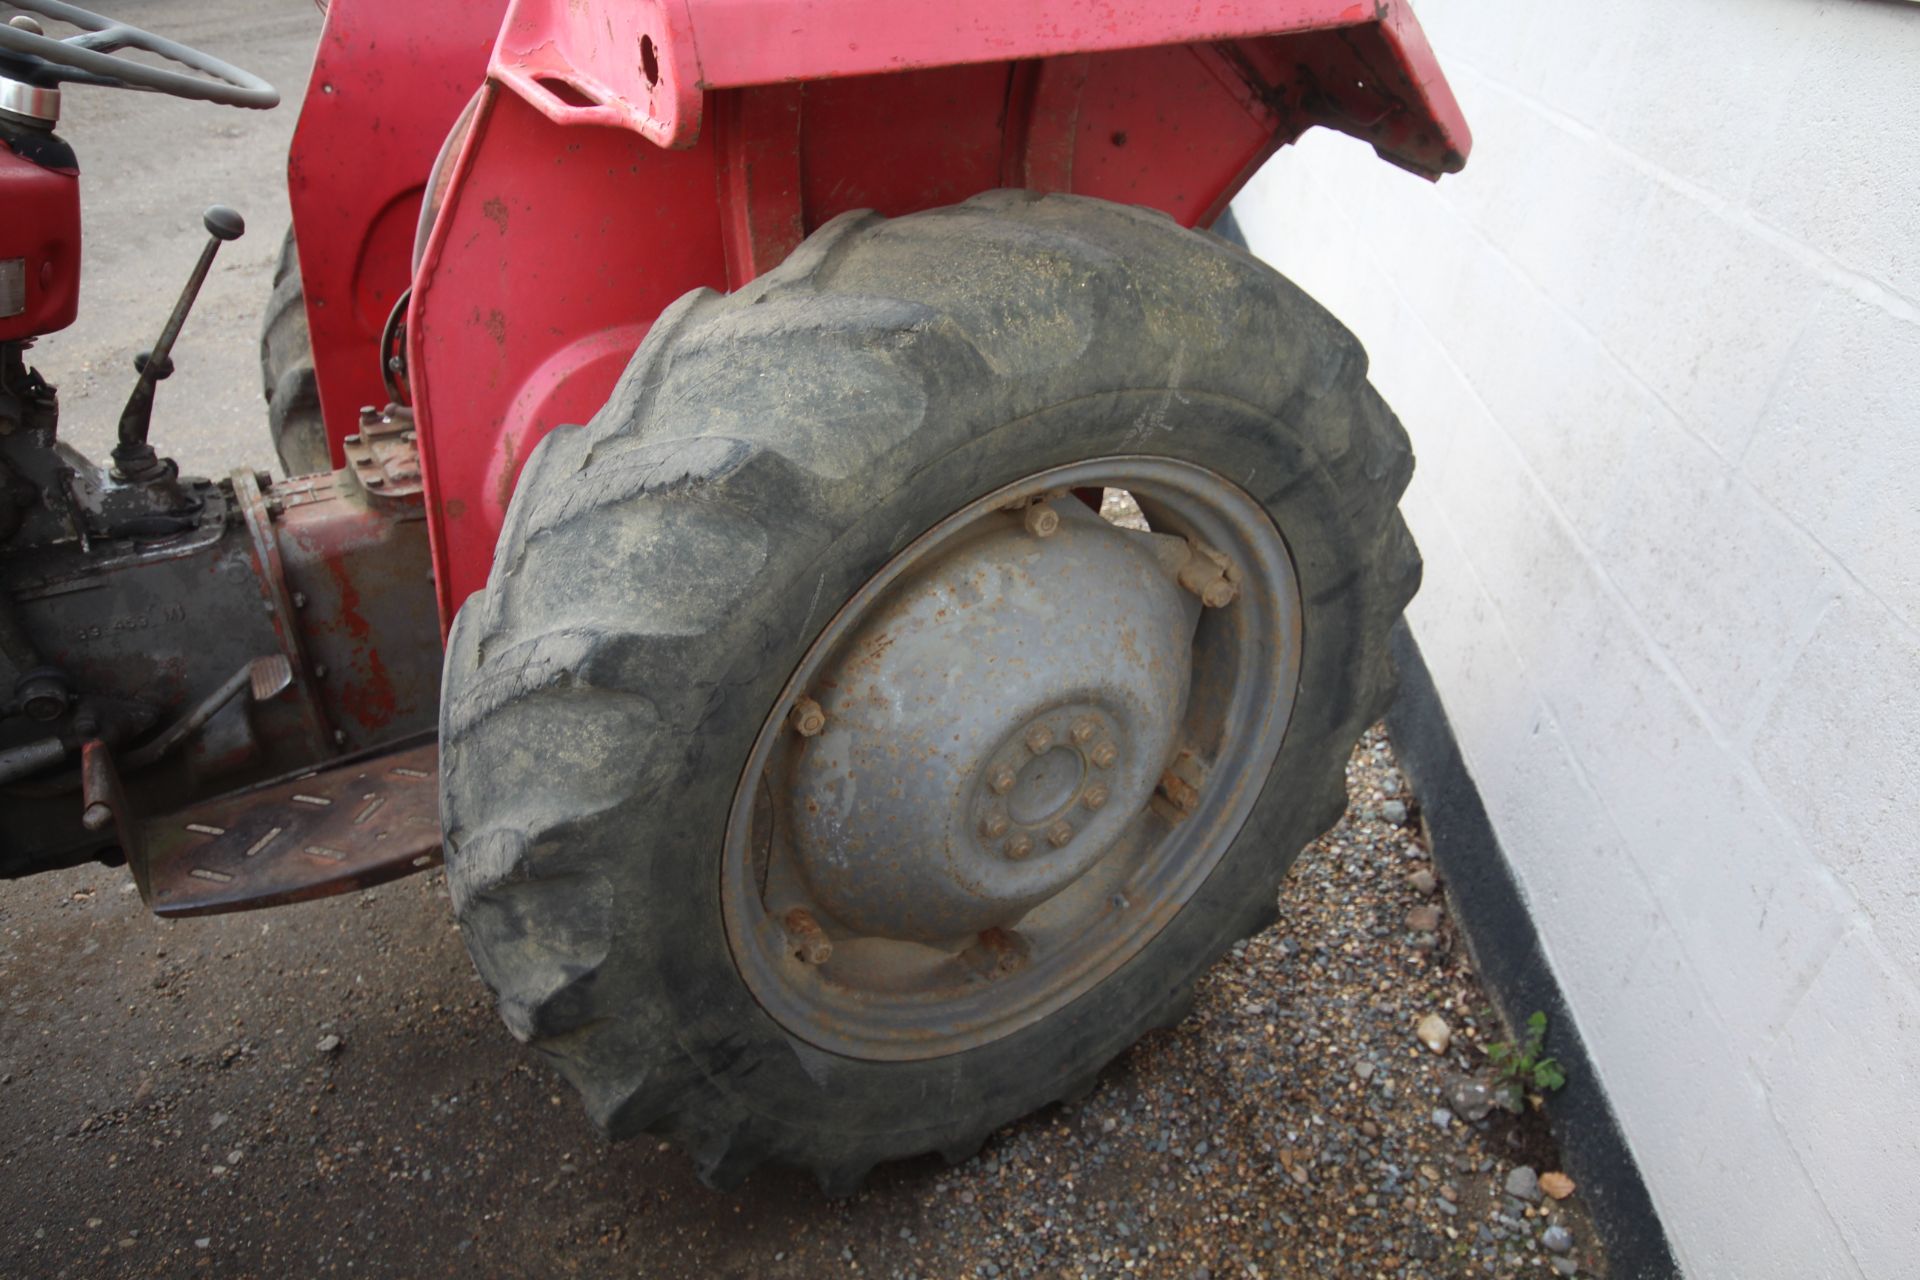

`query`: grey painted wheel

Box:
[440,191,1419,1190]
[724,458,1301,1059]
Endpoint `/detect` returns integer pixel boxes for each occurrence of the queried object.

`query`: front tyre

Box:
[439,191,1419,1190]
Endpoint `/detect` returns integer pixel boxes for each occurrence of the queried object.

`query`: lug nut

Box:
[1004,833,1034,861]
[784,908,833,965]
[1070,717,1098,745]
[1024,724,1055,754]
[1046,819,1074,848]
[980,811,1009,839]
[1023,501,1060,538]
[1090,741,1117,769]
[1082,784,1109,811]
[989,764,1017,794]
[790,696,827,738]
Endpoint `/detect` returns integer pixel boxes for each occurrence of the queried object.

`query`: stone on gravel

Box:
[1541,1170,1576,1199]
[1505,1165,1542,1202]
[1415,1013,1451,1054]
[1443,1073,1495,1122]
[1543,1224,1574,1253]
[1406,905,1441,932]
[1409,869,1437,895]
[316,1034,342,1054]
[1551,1258,1580,1277]
[1429,1107,1454,1130]
[1381,799,1409,824]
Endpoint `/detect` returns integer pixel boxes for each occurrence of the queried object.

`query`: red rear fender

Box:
[408,0,1471,623]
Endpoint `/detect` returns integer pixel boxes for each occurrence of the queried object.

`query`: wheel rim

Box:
[721,456,1302,1060]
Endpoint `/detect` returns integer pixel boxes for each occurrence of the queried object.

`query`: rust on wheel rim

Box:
[721,457,1302,1060]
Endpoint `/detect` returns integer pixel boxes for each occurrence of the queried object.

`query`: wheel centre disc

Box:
[788,506,1197,943]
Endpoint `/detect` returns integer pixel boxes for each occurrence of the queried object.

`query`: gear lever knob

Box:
[202,205,245,242]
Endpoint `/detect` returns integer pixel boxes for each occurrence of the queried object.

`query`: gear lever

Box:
[111,205,245,482]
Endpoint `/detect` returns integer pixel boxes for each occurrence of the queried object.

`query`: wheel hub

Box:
[789,506,1198,943]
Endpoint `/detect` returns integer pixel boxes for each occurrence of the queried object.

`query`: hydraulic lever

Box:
[111,205,245,482]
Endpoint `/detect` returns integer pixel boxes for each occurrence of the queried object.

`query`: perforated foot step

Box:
[139,741,441,917]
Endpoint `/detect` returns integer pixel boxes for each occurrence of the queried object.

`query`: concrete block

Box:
[1753,591,1920,986]
[1594,416,1839,738]
[1510,0,1645,129]
[1587,182,1823,459]
[1510,575,1850,1040]
[1762,931,1920,1278]
[1472,700,1662,1012]
[1743,290,1920,632]
[1600,0,1817,205]
[1436,237,1658,540]
[1495,118,1657,332]
[1748,4,1920,301]
[1588,922,1860,1280]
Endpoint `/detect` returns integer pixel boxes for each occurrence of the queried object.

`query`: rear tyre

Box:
[439,191,1419,1190]
[259,227,331,475]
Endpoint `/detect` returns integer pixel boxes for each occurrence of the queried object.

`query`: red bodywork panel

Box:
[395,0,1469,624]
[0,139,81,342]
[285,0,505,466]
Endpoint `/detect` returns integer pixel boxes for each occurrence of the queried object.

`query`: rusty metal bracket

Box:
[137,737,441,917]
[340,404,424,498]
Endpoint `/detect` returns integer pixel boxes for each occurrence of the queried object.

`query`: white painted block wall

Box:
[1235,2,1920,1276]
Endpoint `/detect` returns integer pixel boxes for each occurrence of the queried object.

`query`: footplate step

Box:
[139,741,442,917]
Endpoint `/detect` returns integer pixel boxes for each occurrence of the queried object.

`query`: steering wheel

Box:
[0,0,277,110]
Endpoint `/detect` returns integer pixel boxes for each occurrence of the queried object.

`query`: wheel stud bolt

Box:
[1046,819,1074,848]
[1177,539,1240,608]
[980,812,1009,839]
[1023,501,1060,539]
[1157,770,1202,815]
[1005,833,1034,861]
[1090,741,1117,769]
[1070,717,1098,745]
[784,908,832,965]
[989,765,1017,794]
[1025,725,1054,754]
[1082,784,1109,811]
[790,696,827,738]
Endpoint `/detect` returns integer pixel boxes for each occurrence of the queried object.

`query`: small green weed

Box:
[1485,1010,1567,1112]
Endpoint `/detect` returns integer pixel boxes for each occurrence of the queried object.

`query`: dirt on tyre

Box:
[259,227,330,475]
[439,190,1420,1190]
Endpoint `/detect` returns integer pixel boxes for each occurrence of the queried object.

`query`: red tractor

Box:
[0,0,1468,1188]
